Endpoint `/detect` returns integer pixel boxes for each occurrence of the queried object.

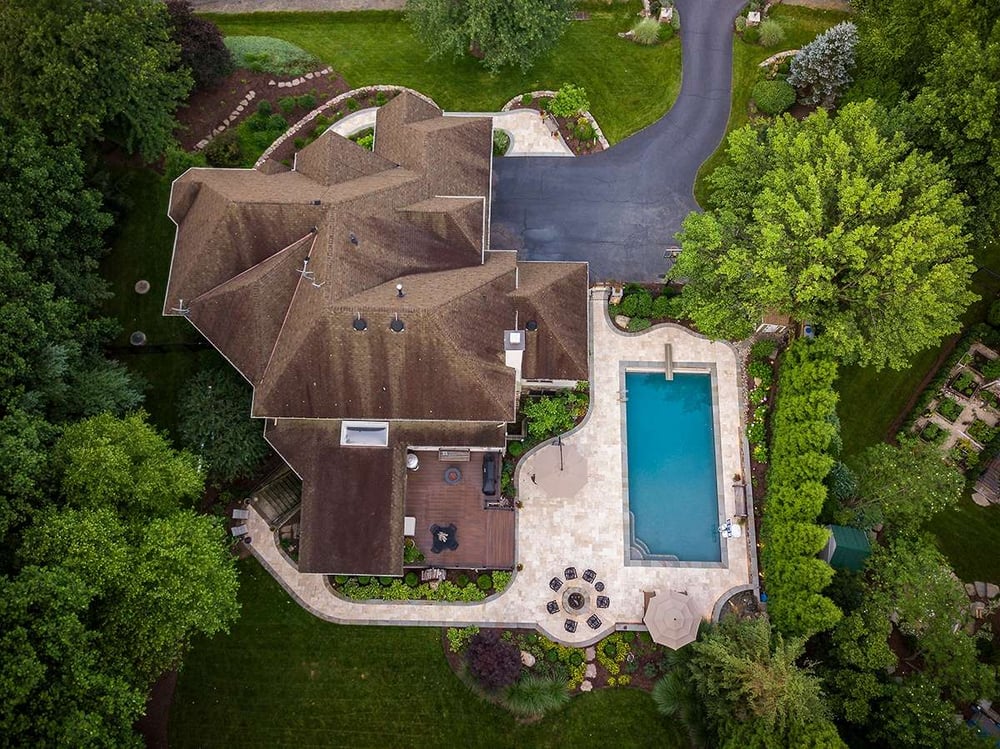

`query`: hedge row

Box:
[760,340,843,638]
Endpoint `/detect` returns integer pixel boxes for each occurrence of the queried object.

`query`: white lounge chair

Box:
[231,524,248,537]
[232,508,250,520]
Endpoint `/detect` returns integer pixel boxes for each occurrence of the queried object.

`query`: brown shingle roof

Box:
[513,262,590,381]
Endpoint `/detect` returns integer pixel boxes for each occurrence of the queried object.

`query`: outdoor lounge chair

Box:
[546,600,560,614]
[564,619,577,633]
[564,566,577,580]
[230,524,248,537]
[587,614,602,629]
[597,596,610,609]
[549,577,563,592]
[582,569,596,583]
[232,508,250,520]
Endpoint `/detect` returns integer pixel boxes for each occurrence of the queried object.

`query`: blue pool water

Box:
[625,371,721,562]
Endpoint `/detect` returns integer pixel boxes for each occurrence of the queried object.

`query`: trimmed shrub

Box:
[456,573,470,587]
[293,137,306,150]
[507,440,525,458]
[753,79,796,115]
[476,573,493,592]
[504,675,570,718]
[297,93,316,109]
[627,317,651,332]
[545,648,560,663]
[278,96,297,114]
[466,631,522,691]
[164,146,207,180]
[735,15,747,33]
[203,129,243,167]
[333,575,349,584]
[224,35,319,76]
[751,339,778,361]
[345,97,359,111]
[619,288,653,318]
[356,576,371,585]
[758,19,785,48]
[573,117,595,142]
[493,129,511,157]
[550,83,590,117]
[659,24,675,41]
[569,651,584,666]
[743,26,759,44]
[631,18,662,46]
[520,92,533,106]
[378,576,393,586]
[256,100,273,116]
[404,571,419,587]
[375,91,388,107]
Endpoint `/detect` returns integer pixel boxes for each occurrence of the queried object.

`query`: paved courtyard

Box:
[246,292,751,645]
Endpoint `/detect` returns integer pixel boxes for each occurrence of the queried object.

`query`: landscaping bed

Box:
[173,67,348,151]
[329,568,512,602]
[505,94,604,156]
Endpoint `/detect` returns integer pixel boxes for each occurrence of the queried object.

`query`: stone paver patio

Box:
[246,292,751,645]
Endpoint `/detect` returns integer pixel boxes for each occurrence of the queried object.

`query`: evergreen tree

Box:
[789,22,859,107]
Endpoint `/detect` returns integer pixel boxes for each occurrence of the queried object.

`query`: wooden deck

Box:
[403,450,515,570]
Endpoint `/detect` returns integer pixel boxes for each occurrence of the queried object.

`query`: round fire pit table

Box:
[443,466,462,485]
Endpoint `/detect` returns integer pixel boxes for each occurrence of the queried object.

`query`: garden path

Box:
[490,0,747,282]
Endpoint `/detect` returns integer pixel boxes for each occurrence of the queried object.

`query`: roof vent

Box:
[396,283,405,298]
[349,232,359,246]
[390,316,405,333]
[526,320,539,332]
[353,314,367,332]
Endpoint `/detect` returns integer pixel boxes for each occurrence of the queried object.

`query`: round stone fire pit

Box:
[561,586,591,614]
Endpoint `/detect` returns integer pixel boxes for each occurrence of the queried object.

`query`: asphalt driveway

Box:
[490,0,747,282]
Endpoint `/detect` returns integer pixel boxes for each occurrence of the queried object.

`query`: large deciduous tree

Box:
[671,101,975,370]
[406,0,575,73]
[166,0,234,90]
[846,439,964,534]
[0,0,192,161]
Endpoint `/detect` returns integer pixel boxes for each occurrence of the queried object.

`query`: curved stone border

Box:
[711,584,758,622]
[195,89,258,150]
[758,49,799,67]
[255,85,440,168]
[268,66,333,89]
[501,90,610,151]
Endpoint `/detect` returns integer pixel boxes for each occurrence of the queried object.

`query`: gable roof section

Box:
[294,133,396,186]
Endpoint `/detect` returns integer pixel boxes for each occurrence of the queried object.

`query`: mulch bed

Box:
[173,67,349,151]
[505,96,605,156]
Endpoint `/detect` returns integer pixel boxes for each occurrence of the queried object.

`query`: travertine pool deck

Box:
[247,293,752,645]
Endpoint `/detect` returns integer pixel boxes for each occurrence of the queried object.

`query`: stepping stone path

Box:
[580,680,593,692]
[521,651,536,667]
[585,663,597,679]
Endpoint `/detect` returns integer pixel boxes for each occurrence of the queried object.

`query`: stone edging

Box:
[501,90,610,151]
[267,67,334,88]
[758,49,799,67]
[254,85,440,168]
[193,66,336,151]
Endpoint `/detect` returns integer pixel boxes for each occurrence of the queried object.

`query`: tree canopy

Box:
[0,0,192,161]
[406,0,575,73]
[671,101,975,370]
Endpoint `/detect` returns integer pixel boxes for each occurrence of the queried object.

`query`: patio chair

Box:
[594,581,605,592]
[546,600,560,614]
[564,619,577,633]
[582,569,597,583]
[232,508,250,520]
[587,614,602,630]
[230,524,248,537]
[549,577,563,592]
[564,566,577,580]
[597,596,610,609]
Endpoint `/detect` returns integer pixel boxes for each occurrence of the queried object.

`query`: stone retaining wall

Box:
[501,90,610,151]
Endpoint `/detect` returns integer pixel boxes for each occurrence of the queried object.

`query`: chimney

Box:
[504,329,525,383]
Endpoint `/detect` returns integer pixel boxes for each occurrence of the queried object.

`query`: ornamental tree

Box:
[166,0,234,90]
[465,630,522,691]
[671,101,976,370]
[406,0,575,73]
[788,21,859,107]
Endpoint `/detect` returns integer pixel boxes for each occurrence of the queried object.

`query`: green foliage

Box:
[53,412,202,519]
[671,102,975,370]
[751,79,796,115]
[446,625,479,653]
[619,286,653,318]
[550,83,591,117]
[403,537,425,564]
[493,129,511,156]
[279,96,297,114]
[627,317,651,332]
[164,146,208,181]
[682,616,846,748]
[631,18,662,46]
[0,0,193,161]
[404,571,419,587]
[506,439,525,458]
[760,342,842,638]
[178,364,269,483]
[751,339,778,361]
[223,35,319,75]
[521,388,588,440]
[659,23,675,42]
[165,0,233,89]
[936,396,963,422]
[758,19,786,48]
[980,357,1000,381]
[573,116,595,142]
[356,133,374,150]
[788,21,858,107]
[406,0,574,73]
[297,93,316,109]
[491,570,512,592]
[504,675,570,718]
[743,26,760,44]
[203,129,245,167]
[476,573,493,591]
[989,299,1000,327]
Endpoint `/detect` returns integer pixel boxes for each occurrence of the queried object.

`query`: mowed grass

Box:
[693,5,852,207]
[203,3,681,144]
[100,169,215,438]
[926,490,1000,583]
[169,561,686,749]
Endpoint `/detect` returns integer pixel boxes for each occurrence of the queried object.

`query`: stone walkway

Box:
[246,293,750,645]
[328,107,572,156]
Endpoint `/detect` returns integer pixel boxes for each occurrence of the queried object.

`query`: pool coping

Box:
[618,362,729,569]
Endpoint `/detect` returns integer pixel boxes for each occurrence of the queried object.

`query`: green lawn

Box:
[169,561,685,749]
[203,3,681,145]
[693,6,852,207]
[926,490,1000,583]
[99,169,217,438]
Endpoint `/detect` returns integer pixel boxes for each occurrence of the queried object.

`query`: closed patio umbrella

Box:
[643,590,702,649]
[530,439,587,497]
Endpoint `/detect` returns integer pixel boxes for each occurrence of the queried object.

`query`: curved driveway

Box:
[490,0,746,282]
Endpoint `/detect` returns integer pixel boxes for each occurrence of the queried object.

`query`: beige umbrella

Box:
[530,438,587,497]
[643,590,702,649]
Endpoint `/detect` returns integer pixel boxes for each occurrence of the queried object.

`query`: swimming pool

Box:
[623,371,722,563]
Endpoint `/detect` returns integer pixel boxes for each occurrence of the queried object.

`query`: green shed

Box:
[819,525,871,572]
